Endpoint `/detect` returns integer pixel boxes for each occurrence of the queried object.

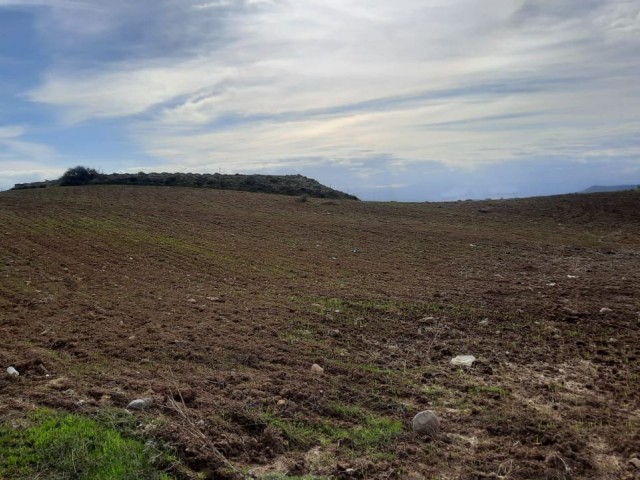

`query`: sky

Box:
[0,0,639,201]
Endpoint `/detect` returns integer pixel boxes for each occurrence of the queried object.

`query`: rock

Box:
[600,307,612,314]
[6,366,19,376]
[187,298,197,303]
[629,458,640,470]
[206,296,224,302]
[327,329,341,338]
[479,318,490,326]
[277,399,287,406]
[126,398,152,410]
[450,355,476,367]
[412,410,440,437]
[310,363,324,374]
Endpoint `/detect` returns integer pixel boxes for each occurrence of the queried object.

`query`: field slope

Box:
[1,186,639,479]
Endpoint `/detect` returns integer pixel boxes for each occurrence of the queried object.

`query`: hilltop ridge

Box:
[12,169,358,200]
[581,184,638,194]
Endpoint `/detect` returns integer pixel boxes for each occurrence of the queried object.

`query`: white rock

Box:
[479,319,490,326]
[412,410,440,437]
[126,398,152,410]
[310,363,324,374]
[6,366,19,376]
[600,307,612,314]
[450,355,476,367]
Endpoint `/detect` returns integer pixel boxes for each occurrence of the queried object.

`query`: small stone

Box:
[310,363,324,374]
[187,298,197,303]
[277,399,287,406]
[327,329,341,338]
[6,366,19,376]
[206,296,224,302]
[479,319,490,326]
[127,398,152,410]
[412,410,440,437]
[600,307,612,314]
[629,458,640,470]
[128,335,136,340]
[450,355,476,367]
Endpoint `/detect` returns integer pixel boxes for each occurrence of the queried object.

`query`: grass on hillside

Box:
[261,403,403,452]
[0,409,176,480]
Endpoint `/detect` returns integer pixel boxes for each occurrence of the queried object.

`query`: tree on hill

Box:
[59,166,99,186]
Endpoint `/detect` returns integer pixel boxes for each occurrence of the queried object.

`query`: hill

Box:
[11,170,359,200]
[581,184,638,193]
[0,187,638,479]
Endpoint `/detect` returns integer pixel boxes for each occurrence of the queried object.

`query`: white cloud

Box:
[0,125,26,139]
[17,0,640,175]
[30,61,236,122]
[193,1,232,9]
[0,126,63,190]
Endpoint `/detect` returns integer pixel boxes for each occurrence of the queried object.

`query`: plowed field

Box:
[1,186,639,479]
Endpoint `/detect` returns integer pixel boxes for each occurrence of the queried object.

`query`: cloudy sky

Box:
[0,0,639,200]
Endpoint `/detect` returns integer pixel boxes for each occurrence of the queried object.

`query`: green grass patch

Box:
[423,385,449,399]
[304,296,496,323]
[472,385,509,397]
[0,409,174,480]
[259,475,329,480]
[262,406,402,451]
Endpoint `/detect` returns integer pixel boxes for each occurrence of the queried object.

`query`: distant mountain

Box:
[581,185,638,194]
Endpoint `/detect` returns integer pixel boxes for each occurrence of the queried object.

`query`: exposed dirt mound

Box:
[0,187,638,479]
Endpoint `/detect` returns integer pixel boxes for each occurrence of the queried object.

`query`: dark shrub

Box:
[59,166,98,186]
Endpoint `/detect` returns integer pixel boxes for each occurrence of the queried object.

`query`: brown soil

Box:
[1,186,638,479]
